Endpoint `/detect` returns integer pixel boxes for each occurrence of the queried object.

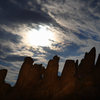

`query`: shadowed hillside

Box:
[0,47,100,100]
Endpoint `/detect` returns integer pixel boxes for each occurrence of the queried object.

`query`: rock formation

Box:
[0,47,100,100]
[77,47,96,85]
[96,54,100,67]
[0,69,7,82]
[61,60,76,93]
[94,54,100,93]
[0,69,11,100]
[44,55,59,83]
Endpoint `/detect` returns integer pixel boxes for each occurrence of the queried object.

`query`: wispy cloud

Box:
[0,0,100,85]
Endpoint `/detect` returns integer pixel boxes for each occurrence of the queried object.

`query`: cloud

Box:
[2,55,25,62]
[40,0,100,51]
[41,0,100,36]
[0,0,100,86]
[0,29,21,43]
[0,0,54,25]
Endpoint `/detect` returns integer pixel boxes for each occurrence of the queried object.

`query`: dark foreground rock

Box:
[0,47,100,100]
[0,69,11,100]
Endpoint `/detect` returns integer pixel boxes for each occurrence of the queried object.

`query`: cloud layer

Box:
[0,0,100,85]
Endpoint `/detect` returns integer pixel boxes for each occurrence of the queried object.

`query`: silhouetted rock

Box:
[79,47,96,70]
[44,55,59,83]
[94,54,100,91]
[96,54,100,67]
[15,57,44,89]
[15,57,34,89]
[0,69,11,99]
[0,47,100,100]
[75,47,97,99]
[13,57,46,100]
[75,60,79,78]
[59,60,76,96]
[37,55,60,99]
[61,60,76,83]
[0,69,7,83]
[75,60,78,69]
[78,47,96,79]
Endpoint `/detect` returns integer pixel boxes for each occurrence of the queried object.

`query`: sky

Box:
[0,0,100,85]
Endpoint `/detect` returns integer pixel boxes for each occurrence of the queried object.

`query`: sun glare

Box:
[25,25,54,47]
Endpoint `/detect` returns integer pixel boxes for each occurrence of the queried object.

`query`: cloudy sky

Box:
[0,0,100,85]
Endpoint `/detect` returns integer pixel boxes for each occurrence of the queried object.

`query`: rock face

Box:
[44,55,59,83]
[96,54,100,67]
[77,47,96,86]
[61,60,76,82]
[15,57,34,89]
[94,54,100,91]
[15,57,45,89]
[0,69,7,83]
[43,55,60,99]
[0,47,100,100]
[78,47,96,73]
[61,60,76,93]
[0,69,11,99]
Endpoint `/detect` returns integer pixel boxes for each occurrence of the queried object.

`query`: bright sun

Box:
[25,25,54,47]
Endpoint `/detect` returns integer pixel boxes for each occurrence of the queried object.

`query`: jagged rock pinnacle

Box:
[0,47,100,100]
[44,55,60,83]
[79,47,96,73]
[0,69,11,99]
[60,60,76,95]
[0,69,7,83]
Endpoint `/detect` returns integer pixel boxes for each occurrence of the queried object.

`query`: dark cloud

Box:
[42,43,83,60]
[91,35,100,42]
[79,29,100,41]
[80,0,100,18]
[74,32,88,40]
[0,29,21,43]
[0,44,13,57]
[0,0,53,25]
[0,51,37,63]
[58,43,84,57]
[0,59,12,68]
[0,0,100,86]
[42,47,60,60]
[74,29,100,41]
[2,55,25,62]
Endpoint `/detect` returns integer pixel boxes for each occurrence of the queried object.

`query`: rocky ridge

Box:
[0,47,100,100]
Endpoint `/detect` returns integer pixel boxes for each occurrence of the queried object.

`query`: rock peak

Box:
[88,47,96,55]
[0,69,7,83]
[24,57,34,64]
[53,55,60,61]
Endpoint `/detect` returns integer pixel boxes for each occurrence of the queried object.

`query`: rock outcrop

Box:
[15,57,34,89]
[94,54,100,93]
[44,55,59,83]
[96,54,100,67]
[0,69,7,82]
[0,69,11,99]
[61,60,76,93]
[78,47,96,74]
[0,47,100,100]
[77,47,96,85]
